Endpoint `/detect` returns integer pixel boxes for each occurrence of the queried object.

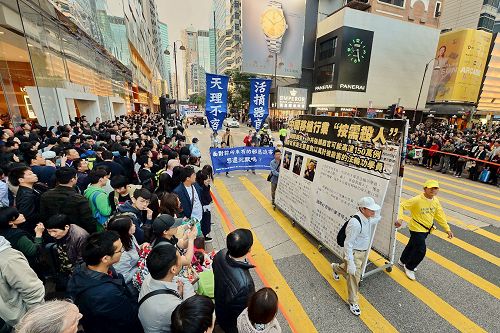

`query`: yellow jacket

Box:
[398,194,450,233]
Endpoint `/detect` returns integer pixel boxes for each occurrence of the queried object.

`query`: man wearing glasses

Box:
[68,231,143,333]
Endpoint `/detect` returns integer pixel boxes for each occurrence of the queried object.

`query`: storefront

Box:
[0,0,132,127]
[269,87,308,130]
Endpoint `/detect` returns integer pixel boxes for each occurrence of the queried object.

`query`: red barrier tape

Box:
[406,144,500,168]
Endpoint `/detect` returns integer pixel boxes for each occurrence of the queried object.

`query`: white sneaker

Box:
[350,303,361,316]
[404,266,416,280]
[331,263,340,281]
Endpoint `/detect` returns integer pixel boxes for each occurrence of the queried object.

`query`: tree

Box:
[226,69,255,115]
[189,93,205,108]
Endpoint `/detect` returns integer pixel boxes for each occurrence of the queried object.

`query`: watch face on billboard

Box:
[337,27,374,92]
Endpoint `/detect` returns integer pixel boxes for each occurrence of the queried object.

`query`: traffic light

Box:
[160,97,176,119]
[387,104,396,119]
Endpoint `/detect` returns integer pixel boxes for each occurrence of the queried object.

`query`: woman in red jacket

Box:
[427,141,440,169]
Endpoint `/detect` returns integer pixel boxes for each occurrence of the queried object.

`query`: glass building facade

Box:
[1,0,164,127]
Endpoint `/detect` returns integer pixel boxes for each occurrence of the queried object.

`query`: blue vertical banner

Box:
[249,78,272,131]
[205,73,229,132]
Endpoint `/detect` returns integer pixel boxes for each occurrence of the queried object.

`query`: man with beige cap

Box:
[332,196,381,316]
[395,179,453,281]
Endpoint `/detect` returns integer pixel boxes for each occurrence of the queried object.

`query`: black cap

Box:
[152,214,183,234]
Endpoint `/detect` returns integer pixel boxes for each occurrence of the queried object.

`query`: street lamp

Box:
[413,57,440,123]
[269,53,284,124]
[165,41,186,113]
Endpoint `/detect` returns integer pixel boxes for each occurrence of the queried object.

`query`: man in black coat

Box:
[95,150,125,179]
[213,228,255,333]
[40,167,97,233]
[67,231,143,333]
[9,166,41,232]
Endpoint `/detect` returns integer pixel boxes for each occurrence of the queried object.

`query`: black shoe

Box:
[204,236,213,242]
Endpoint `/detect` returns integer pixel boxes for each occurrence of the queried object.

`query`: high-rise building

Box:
[159,22,173,97]
[197,30,211,93]
[439,0,500,33]
[319,0,441,28]
[212,0,241,74]
[209,28,217,74]
[181,27,199,95]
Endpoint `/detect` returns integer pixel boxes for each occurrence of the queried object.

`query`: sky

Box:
[157,0,213,49]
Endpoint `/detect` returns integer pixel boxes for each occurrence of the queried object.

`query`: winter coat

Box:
[40,185,97,233]
[67,263,143,333]
[237,308,282,333]
[116,201,151,244]
[61,224,89,264]
[213,249,255,333]
[173,183,202,219]
[15,185,41,231]
[0,236,45,327]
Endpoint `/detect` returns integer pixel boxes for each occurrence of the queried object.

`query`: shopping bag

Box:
[479,169,491,183]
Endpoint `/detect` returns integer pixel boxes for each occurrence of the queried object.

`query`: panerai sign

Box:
[277,87,308,110]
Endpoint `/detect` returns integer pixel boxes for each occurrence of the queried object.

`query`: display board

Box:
[275,115,407,274]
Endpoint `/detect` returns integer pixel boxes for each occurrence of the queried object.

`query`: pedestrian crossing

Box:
[209,172,499,333]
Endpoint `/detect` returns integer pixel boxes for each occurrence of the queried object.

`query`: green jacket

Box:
[84,186,112,218]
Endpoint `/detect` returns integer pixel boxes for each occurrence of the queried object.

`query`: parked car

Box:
[223,117,240,128]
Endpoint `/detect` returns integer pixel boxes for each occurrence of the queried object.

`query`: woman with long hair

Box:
[159,192,182,217]
[194,171,213,241]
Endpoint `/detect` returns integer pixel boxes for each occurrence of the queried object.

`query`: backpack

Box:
[336,215,362,247]
[90,191,109,226]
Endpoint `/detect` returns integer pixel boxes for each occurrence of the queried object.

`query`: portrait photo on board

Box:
[283,151,292,170]
[303,158,317,182]
[293,154,303,175]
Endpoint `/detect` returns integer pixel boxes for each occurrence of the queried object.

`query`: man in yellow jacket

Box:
[395,179,453,281]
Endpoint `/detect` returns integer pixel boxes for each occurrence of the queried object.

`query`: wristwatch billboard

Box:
[260,0,288,54]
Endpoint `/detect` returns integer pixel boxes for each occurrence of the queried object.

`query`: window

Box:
[316,64,335,85]
[483,0,500,7]
[378,0,405,7]
[319,38,337,60]
[478,13,495,31]
[434,1,441,17]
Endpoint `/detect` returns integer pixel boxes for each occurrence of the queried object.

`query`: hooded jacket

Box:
[116,201,150,244]
[0,236,45,327]
[213,249,255,333]
[84,185,112,219]
[67,263,143,333]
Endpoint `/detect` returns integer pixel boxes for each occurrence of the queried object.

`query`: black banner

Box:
[285,115,406,175]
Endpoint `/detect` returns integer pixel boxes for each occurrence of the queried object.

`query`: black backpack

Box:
[336,215,362,247]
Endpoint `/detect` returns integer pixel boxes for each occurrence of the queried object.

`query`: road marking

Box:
[403,185,500,222]
[397,233,500,299]
[404,171,500,201]
[404,178,500,209]
[473,228,500,243]
[400,215,500,267]
[213,178,317,333]
[239,177,398,333]
[368,251,487,333]
[405,166,500,194]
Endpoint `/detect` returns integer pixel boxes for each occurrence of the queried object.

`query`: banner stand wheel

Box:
[317,244,325,252]
[385,262,393,272]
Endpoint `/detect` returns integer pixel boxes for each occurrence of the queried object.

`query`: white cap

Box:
[41,151,56,160]
[358,197,381,211]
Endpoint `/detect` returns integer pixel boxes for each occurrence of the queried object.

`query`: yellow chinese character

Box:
[372,127,387,144]
[306,121,314,133]
[320,122,330,135]
[348,145,354,153]
[300,120,307,132]
[367,160,376,170]
[373,150,382,160]
[313,121,322,134]
[336,142,343,150]
[348,124,361,141]
[342,143,348,151]
[365,148,373,158]
[359,126,375,142]
[375,162,384,173]
[360,158,368,168]
[353,156,361,166]
[326,141,331,148]
[337,124,349,138]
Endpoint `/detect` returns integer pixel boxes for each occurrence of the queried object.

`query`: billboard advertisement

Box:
[241,0,306,78]
[426,29,492,104]
[314,26,374,92]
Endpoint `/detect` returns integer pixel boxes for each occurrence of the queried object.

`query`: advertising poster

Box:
[241,0,306,78]
[277,87,307,110]
[210,147,275,174]
[427,29,492,104]
[275,115,406,266]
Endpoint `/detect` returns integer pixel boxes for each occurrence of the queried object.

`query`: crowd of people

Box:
[407,122,500,185]
[0,114,282,333]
